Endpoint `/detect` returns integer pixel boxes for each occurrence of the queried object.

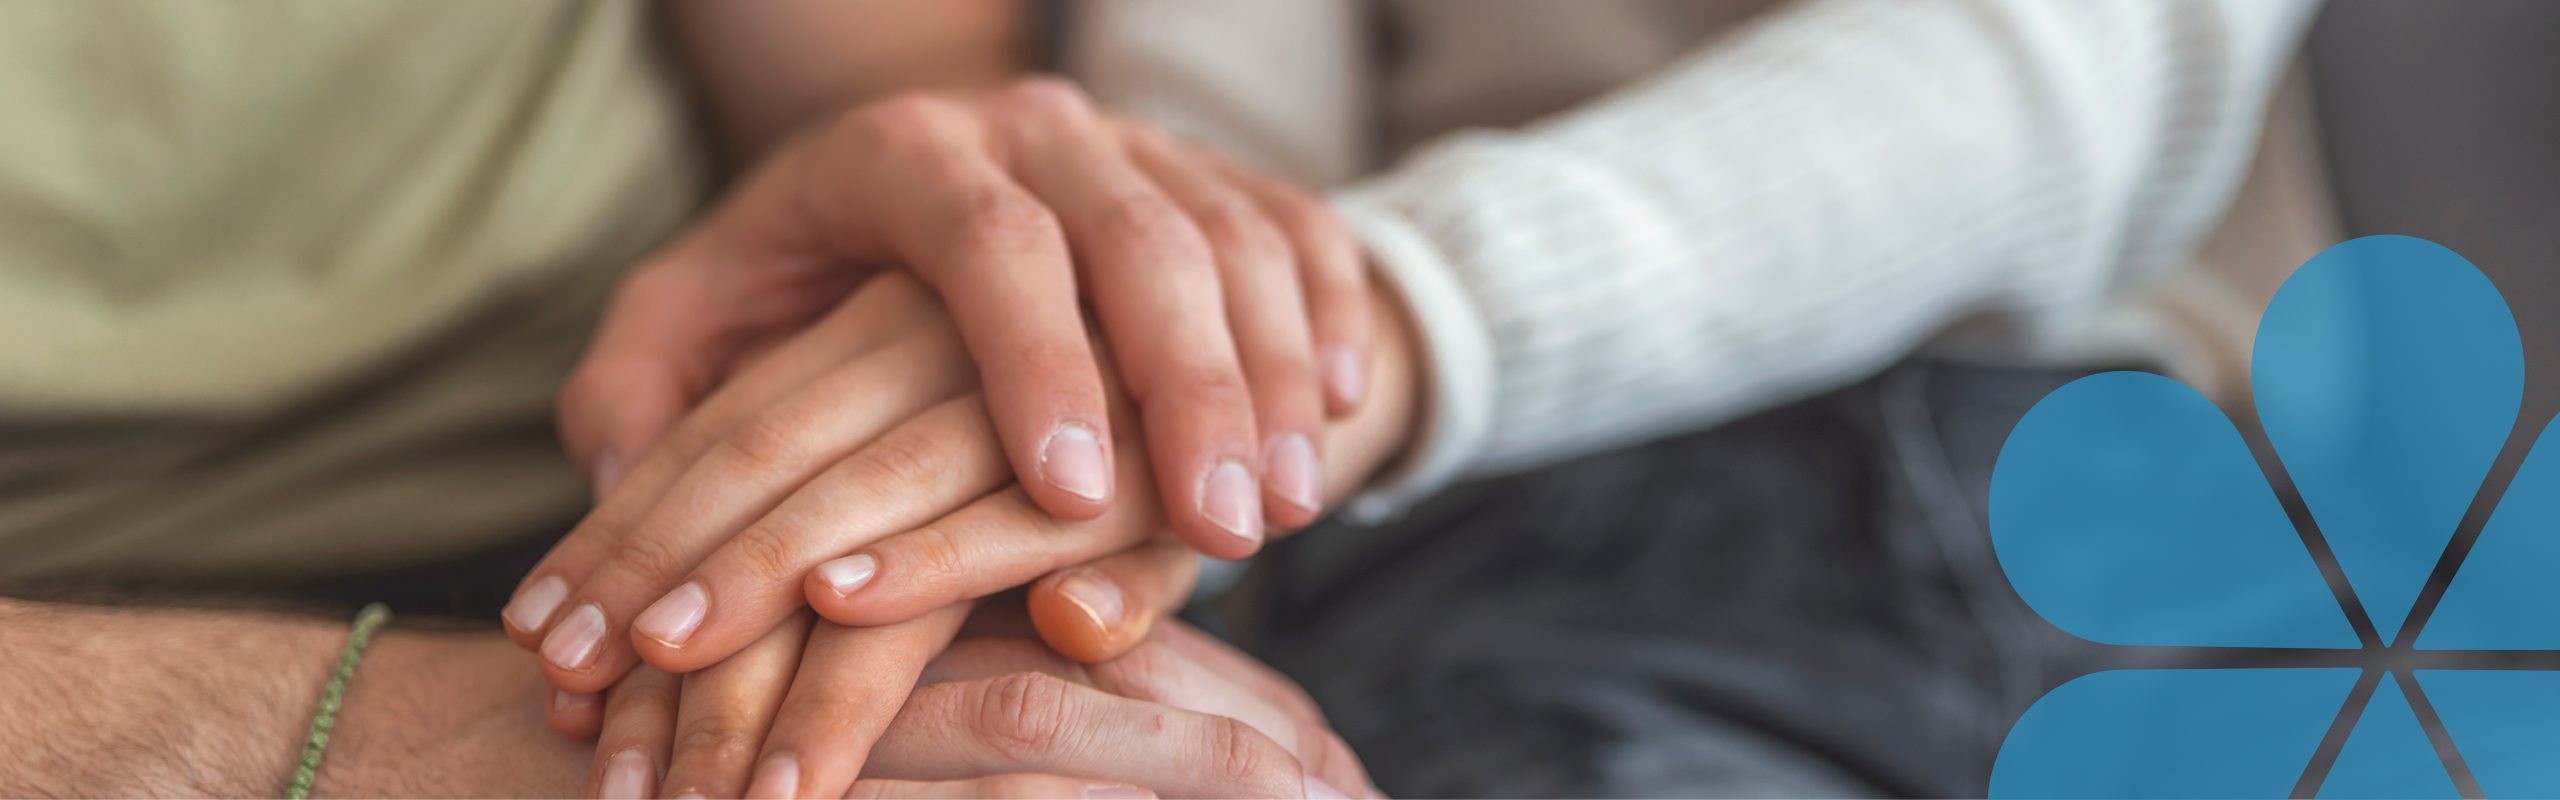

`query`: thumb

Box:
[556,251,738,500]
[556,349,695,500]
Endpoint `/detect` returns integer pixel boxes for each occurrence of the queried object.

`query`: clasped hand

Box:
[496,79,1413,798]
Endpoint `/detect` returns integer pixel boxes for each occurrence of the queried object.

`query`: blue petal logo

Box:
[1989,236,2560,798]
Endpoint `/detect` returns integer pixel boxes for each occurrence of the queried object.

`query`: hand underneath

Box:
[551,604,1375,799]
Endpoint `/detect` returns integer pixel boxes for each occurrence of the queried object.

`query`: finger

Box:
[846,774,1153,800]
[534,325,973,692]
[1086,630,1373,799]
[506,274,945,648]
[1122,123,1328,528]
[658,612,813,799]
[547,689,605,740]
[558,237,870,502]
[807,447,1156,629]
[633,396,1008,674]
[1211,156,1372,416]
[992,78,1266,557]
[807,93,1117,522]
[753,604,972,800]
[1027,540,1201,663]
[874,671,1314,799]
[591,666,680,800]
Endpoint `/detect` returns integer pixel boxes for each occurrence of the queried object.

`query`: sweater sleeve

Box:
[1337,0,2320,520]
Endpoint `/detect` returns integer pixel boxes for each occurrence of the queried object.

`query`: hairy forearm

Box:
[0,599,588,796]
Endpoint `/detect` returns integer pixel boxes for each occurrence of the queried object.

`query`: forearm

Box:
[0,599,587,796]
[1337,0,2317,501]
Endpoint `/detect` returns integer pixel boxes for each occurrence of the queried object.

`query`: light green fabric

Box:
[0,0,707,580]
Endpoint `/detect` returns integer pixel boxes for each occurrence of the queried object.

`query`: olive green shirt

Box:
[0,0,706,580]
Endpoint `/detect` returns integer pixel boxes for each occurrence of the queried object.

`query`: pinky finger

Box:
[845,774,1154,799]
[1212,159,1371,416]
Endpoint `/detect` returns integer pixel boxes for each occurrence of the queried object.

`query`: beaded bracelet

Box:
[284,602,392,799]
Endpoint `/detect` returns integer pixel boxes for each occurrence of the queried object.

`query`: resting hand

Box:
[551,604,1375,799]
[552,77,1373,559]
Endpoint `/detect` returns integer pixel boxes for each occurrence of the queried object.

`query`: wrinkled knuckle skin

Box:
[1197,199,1290,270]
[674,724,763,772]
[1096,197,1214,273]
[948,183,1064,252]
[607,681,679,724]
[726,524,805,587]
[1170,365,1255,416]
[976,672,1079,762]
[899,525,971,589]
[1211,715,1280,790]
[718,409,815,473]
[604,535,686,589]
[852,429,948,492]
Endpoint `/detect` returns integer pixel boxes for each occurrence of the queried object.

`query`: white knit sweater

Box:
[1070,0,2323,518]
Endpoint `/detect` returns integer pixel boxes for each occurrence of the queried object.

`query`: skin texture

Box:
[0,598,1360,797]
[512,264,1411,694]
[525,272,1420,795]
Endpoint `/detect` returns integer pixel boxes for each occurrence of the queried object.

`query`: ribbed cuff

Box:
[1327,190,1499,523]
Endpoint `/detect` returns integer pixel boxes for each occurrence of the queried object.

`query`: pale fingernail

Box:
[1083,786,1155,799]
[1199,460,1262,542]
[673,792,707,800]
[1264,433,1321,513]
[598,749,652,799]
[540,603,607,670]
[634,581,708,648]
[592,450,628,502]
[503,575,568,633]
[1055,568,1127,632]
[818,553,877,597]
[1305,774,1349,800]
[1323,345,1365,407]
[552,689,598,713]
[1040,423,1111,501]
[745,755,800,800]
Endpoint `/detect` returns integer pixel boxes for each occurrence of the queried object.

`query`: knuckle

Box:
[897,524,971,586]
[949,182,1063,246]
[724,524,805,586]
[1210,715,1282,788]
[1096,196,1212,267]
[718,408,812,471]
[603,534,685,586]
[607,679,678,720]
[976,671,1079,760]
[849,428,949,491]
[673,722,762,768]
[1196,200,1290,270]
[1165,362,1254,412]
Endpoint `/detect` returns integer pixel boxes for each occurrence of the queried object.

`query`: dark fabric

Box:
[1250,362,2109,798]
[2309,0,2560,410]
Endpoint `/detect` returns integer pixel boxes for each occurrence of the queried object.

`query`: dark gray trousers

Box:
[1245,362,2108,798]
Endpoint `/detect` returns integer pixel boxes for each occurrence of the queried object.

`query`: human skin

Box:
[0,598,1340,797]
[515,266,1419,674]
[520,272,1420,795]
